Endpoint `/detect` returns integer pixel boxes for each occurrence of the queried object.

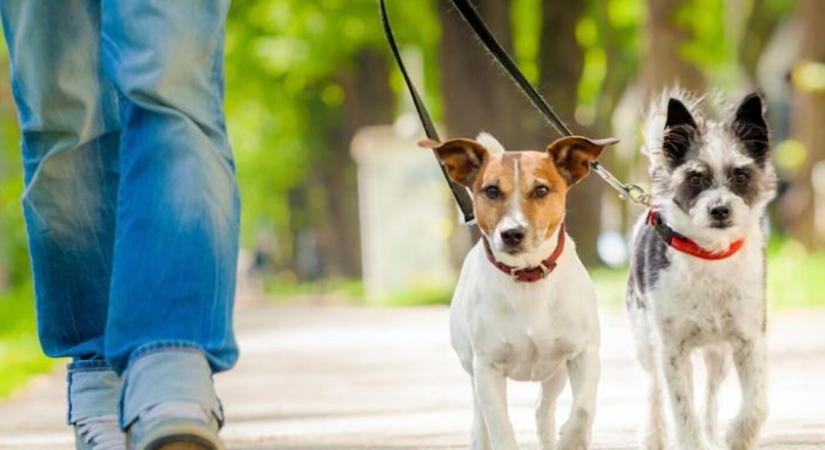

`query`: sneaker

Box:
[75,415,125,450]
[126,401,224,450]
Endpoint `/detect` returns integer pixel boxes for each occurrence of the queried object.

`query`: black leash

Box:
[448,0,650,207]
[449,0,573,138]
[379,0,476,224]
[380,0,650,222]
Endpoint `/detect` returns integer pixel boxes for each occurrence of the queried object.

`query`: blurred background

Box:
[1,0,824,397]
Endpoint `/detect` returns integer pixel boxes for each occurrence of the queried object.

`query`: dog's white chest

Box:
[450,242,597,382]
[650,240,765,342]
[484,301,581,381]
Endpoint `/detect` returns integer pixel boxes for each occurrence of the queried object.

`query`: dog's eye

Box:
[531,185,550,199]
[732,168,751,184]
[687,173,704,186]
[483,185,501,200]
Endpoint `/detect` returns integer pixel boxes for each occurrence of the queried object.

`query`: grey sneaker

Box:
[126,401,224,450]
[74,415,125,450]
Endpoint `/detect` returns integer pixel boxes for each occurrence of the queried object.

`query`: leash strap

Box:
[379,0,477,224]
[448,0,650,206]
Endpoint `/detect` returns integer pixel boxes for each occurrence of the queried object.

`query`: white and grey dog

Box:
[626,90,777,450]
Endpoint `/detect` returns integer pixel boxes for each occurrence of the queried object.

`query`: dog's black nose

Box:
[710,205,731,221]
[500,227,526,247]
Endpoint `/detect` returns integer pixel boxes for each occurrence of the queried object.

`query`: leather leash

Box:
[379,0,651,227]
[379,0,476,224]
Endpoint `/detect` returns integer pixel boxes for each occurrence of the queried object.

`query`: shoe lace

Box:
[76,415,125,450]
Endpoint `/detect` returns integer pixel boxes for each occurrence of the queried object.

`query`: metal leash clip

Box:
[590,162,651,207]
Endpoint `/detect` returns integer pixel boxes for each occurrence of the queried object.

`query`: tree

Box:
[538,0,602,265]
[788,0,825,248]
[324,49,394,277]
[644,0,706,92]
[437,0,537,150]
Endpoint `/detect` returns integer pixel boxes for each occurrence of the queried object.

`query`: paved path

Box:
[1,303,824,449]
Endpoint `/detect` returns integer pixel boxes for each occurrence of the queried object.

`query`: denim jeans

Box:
[1,0,239,428]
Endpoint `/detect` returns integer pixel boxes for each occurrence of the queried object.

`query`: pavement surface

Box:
[1,302,824,449]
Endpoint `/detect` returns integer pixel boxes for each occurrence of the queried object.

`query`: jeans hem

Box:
[67,359,111,372]
[127,340,207,366]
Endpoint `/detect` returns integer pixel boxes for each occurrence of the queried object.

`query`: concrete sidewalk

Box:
[1,304,824,449]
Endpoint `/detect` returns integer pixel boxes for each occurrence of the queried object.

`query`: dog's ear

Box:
[547,136,618,186]
[419,138,489,187]
[732,92,770,166]
[663,98,699,167]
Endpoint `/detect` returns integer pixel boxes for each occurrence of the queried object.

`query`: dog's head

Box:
[422,133,615,265]
[643,91,777,251]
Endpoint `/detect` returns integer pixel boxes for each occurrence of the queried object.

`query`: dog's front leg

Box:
[473,360,519,450]
[726,336,768,450]
[661,343,710,450]
[536,369,567,450]
[471,387,492,450]
[557,344,599,450]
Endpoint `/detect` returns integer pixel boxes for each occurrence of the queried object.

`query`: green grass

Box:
[765,240,825,310]
[264,276,365,301]
[371,284,453,307]
[592,239,825,311]
[591,266,630,309]
[0,285,54,399]
[263,242,825,311]
[264,275,455,306]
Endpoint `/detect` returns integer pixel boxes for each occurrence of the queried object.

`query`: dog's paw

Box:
[639,434,667,450]
[669,435,720,450]
[725,411,766,450]
[556,423,589,450]
[692,438,724,450]
[725,425,759,450]
[556,437,586,450]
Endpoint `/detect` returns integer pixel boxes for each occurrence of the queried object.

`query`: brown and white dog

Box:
[422,132,616,450]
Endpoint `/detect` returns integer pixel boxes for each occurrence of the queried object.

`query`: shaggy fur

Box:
[627,89,777,450]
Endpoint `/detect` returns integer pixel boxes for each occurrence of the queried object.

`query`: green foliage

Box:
[511,0,542,84]
[576,0,643,124]
[225,0,442,255]
[0,285,54,399]
[676,0,795,88]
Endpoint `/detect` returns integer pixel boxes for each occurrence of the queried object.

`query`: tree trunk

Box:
[739,0,783,82]
[538,0,601,265]
[644,0,706,93]
[316,49,394,278]
[788,0,825,248]
[438,0,536,149]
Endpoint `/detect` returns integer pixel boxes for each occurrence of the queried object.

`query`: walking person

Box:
[0,1,240,449]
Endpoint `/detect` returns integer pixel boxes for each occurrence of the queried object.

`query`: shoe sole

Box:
[148,436,216,450]
[135,420,224,450]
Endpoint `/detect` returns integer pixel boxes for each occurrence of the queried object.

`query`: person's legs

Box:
[99,0,239,446]
[0,1,123,447]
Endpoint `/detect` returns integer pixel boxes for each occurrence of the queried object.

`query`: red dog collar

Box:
[647,210,744,260]
[482,223,566,282]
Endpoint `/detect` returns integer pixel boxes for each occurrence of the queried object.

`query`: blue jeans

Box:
[1,0,239,428]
